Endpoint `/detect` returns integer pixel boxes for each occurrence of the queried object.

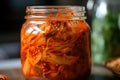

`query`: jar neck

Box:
[25,6,86,20]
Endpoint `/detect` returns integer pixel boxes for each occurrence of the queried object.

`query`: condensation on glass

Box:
[20,6,91,80]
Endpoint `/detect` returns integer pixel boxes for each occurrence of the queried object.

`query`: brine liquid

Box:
[21,20,91,80]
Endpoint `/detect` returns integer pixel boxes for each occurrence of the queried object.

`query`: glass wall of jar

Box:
[20,6,91,80]
[92,0,120,64]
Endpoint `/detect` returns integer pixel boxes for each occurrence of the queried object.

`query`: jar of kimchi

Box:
[20,6,91,80]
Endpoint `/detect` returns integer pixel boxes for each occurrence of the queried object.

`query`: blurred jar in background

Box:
[86,0,95,27]
[92,0,120,64]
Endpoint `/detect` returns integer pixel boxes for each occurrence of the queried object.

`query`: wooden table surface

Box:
[0,59,119,80]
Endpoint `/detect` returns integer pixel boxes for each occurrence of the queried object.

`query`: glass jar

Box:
[92,0,120,64]
[20,6,91,80]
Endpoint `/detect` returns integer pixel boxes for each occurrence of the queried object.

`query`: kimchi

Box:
[21,6,91,80]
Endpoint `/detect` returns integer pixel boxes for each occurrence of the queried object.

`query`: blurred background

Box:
[0,0,120,65]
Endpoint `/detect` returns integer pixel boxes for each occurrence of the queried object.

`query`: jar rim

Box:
[26,6,85,11]
[25,6,86,20]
